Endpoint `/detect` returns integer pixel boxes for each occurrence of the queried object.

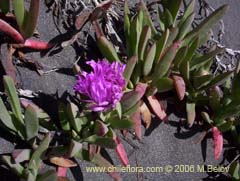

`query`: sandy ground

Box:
[0,0,239,180]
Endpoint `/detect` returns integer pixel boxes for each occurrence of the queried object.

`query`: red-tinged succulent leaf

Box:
[140,102,152,129]
[23,39,54,50]
[94,120,108,136]
[0,19,24,43]
[50,157,77,168]
[114,136,129,166]
[172,74,186,101]
[57,167,67,177]
[131,109,142,140]
[75,9,91,30]
[212,127,223,160]
[146,95,167,121]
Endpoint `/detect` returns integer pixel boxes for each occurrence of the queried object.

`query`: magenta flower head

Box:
[74,59,126,112]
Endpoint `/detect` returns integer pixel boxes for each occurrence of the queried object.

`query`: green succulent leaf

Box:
[130,16,141,56]
[84,135,116,149]
[154,29,169,64]
[193,74,214,89]
[201,112,213,124]
[153,77,174,93]
[3,76,24,124]
[152,42,179,80]
[22,0,40,39]
[97,36,120,62]
[183,4,229,45]
[162,8,173,28]
[216,120,233,132]
[0,155,24,176]
[66,102,82,132]
[181,0,195,21]
[138,25,152,60]
[186,102,196,127]
[13,0,25,33]
[229,161,240,180]
[58,103,70,131]
[173,46,188,70]
[12,149,31,163]
[190,48,224,70]
[108,116,133,129]
[166,27,179,47]
[25,105,39,141]
[28,133,51,171]
[0,97,17,133]
[143,42,156,76]
[123,56,137,87]
[161,0,182,25]
[202,71,233,90]
[177,12,195,40]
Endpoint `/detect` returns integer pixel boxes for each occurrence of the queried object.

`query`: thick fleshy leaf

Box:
[165,27,179,47]
[108,117,133,129]
[193,74,214,89]
[25,105,39,141]
[153,42,180,80]
[50,157,77,168]
[186,102,196,127]
[173,46,188,69]
[181,0,195,21]
[22,0,40,38]
[161,0,182,25]
[209,86,222,111]
[143,42,156,76]
[0,97,17,132]
[184,5,229,45]
[3,76,23,124]
[176,13,195,40]
[0,155,24,176]
[91,153,121,180]
[140,102,151,129]
[12,0,25,32]
[172,75,186,101]
[139,0,157,35]
[123,56,137,87]
[138,25,151,60]
[0,19,24,43]
[121,83,147,112]
[115,102,122,119]
[84,135,116,149]
[114,136,129,166]
[131,109,141,140]
[154,29,169,64]
[93,120,109,136]
[66,102,81,132]
[190,48,224,70]
[229,161,240,180]
[129,16,140,56]
[216,120,233,132]
[12,149,31,163]
[146,95,167,121]
[153,77,173,93]
[203,71,233,90]
[212,127,223,160]
[97,36,120,62]
[23,39,54,50]
[58,103,70,131]
[28,133,51,170]
[57,167,67,177]
[161,9,173,29]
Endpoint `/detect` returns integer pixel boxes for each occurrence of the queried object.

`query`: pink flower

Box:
[74,60,125,112]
